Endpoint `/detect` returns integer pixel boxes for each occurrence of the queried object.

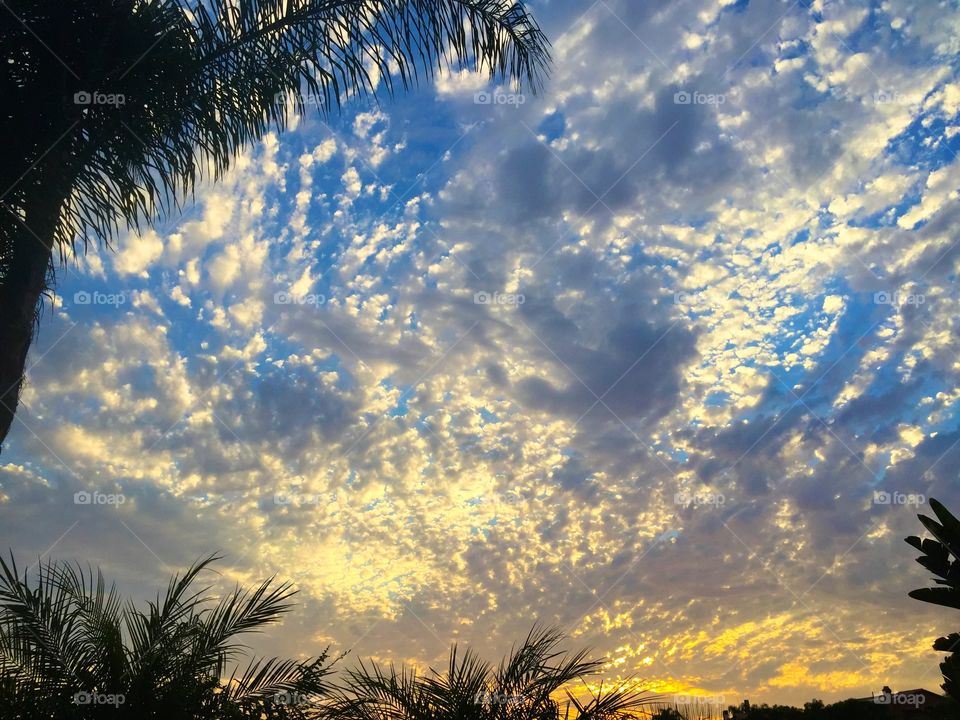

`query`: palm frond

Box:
[906,497,960,701]
[221,653,332,708]
[325,626,656,720]
[0,554,85,693]
[0,0,549,450]
[0,551,334,716]
[2,0,549,260]
[562,679,662,720]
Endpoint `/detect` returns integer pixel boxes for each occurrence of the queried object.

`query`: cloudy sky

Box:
[4,0,960,707]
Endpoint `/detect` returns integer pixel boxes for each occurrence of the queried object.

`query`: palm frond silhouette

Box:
[0,552,333,718]
[322,625,659,719]
[0,0,550,448]
[906,497,960,701]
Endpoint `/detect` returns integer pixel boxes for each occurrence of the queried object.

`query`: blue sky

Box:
[3,0,960,706]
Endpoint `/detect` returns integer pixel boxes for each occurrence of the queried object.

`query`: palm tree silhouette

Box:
[906,498,960,701]
[322,625,658,719]
[1,554,656,719]
[0,552,334,718]
[0,0,550,448]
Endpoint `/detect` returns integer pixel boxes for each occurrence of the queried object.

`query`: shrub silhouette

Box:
[906,498,960,701]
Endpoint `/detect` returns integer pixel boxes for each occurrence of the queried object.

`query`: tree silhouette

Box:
[0,552,334,718]
[0,0,550,448]
[321,625,658,719]
[906,498,960,701]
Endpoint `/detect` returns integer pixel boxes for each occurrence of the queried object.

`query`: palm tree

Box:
[0,0,550,448]
[0,552,333,718]
[320,625,658,719]
[906,498,960,701]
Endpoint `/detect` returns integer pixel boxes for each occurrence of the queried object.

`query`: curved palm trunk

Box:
[0,191,60,450]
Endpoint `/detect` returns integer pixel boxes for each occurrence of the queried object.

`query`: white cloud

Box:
[435,68,489,98]
[114,228,164,276]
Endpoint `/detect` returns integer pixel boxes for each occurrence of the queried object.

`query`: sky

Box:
[3,0,960,708]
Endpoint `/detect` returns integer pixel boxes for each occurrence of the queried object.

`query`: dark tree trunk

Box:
[0,186,61,450]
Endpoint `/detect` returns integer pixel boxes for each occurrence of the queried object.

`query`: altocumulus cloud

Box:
[3,0,960,706]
